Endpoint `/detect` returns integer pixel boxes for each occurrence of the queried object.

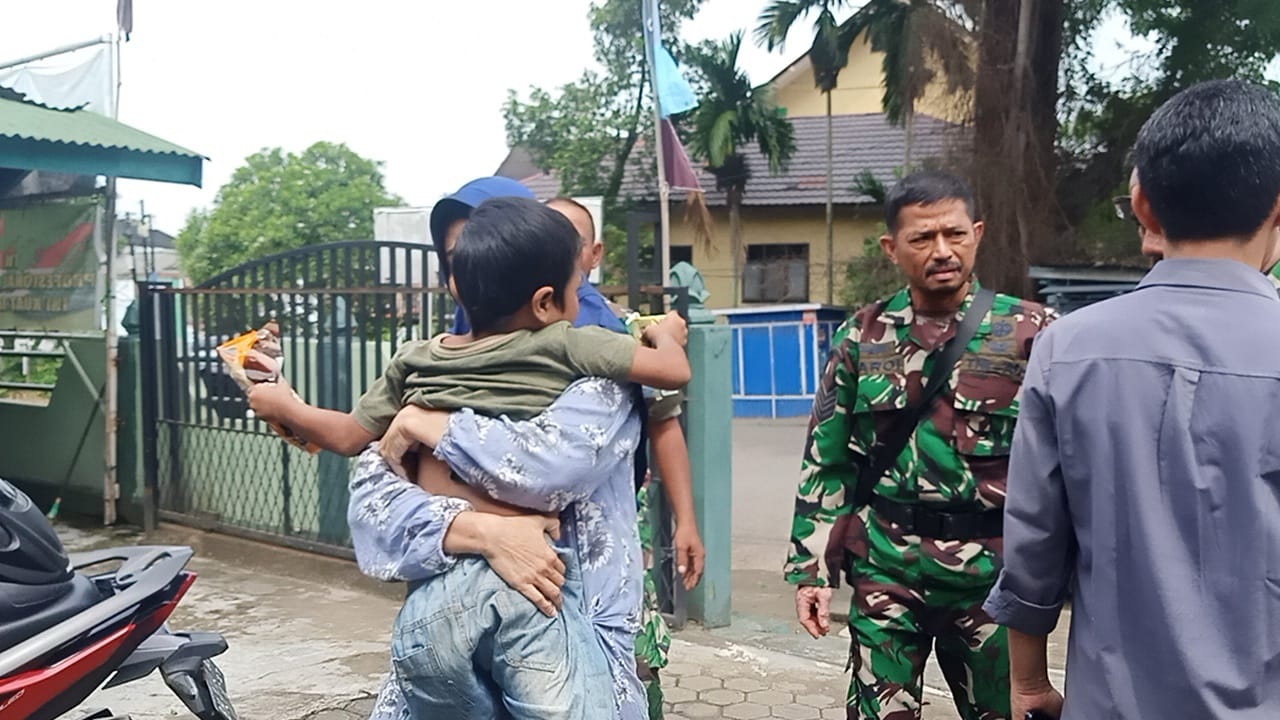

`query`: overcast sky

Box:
[3,1,1160,234]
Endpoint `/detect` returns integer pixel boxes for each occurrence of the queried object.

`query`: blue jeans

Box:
[391,551,615,720]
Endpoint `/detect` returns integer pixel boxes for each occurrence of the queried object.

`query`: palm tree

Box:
[687,32,796,307]
[841,0,976,167]
[755,0,860,305]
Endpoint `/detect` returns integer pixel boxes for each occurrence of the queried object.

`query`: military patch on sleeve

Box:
[959,354,1027,382]
[812,362,840,426]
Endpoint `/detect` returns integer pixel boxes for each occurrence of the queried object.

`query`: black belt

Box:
[870,495,1003,541]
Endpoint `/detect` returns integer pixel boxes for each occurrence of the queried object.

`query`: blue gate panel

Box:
[739,326,773,396]
[771,324,803,396]
[713,304,849,419]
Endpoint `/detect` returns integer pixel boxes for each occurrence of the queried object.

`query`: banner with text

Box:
[0,200,102,332]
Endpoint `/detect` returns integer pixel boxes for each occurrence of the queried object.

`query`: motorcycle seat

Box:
[0,573,103,652]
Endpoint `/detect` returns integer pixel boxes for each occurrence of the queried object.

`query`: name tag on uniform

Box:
[859,342,903,375]
[960,353,1027,381]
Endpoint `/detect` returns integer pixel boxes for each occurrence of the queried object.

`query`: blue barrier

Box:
[712,304,848,418]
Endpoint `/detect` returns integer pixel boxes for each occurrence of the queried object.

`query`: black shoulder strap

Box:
[852,287,996,507]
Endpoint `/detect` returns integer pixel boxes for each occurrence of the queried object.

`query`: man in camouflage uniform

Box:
[786,171,1056,720]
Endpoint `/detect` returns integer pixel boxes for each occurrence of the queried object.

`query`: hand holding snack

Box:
[247,379,299,424]
[642,310,688,348]
[218,321,319,453]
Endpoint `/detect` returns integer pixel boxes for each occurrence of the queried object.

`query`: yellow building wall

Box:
[768,33,972,124]
[668,204,884,309]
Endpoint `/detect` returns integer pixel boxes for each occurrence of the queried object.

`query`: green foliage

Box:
[175,142,402,285]
[1058,0,1280,244]
[754,0,861,91]
[686,32,796,180]
[503,0,705,289]
[841,0,976,126]
[842,230,902,308]
[503,0,703,210]
[0,355,62,401]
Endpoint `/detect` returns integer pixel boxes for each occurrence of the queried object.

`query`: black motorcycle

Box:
[0,478,238,720]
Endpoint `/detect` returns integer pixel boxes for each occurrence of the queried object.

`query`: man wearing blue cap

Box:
[435,181,628,337]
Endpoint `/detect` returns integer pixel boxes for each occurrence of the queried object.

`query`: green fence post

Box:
[685,321,733,628]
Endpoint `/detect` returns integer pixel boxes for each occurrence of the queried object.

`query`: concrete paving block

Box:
[724,677,769,693]
[701,688,746,706]
[794,693,837,709]
[746,689,794,707]
[772,681,809,693]
[771,702,822,720]
[664,661,703,677]
[821,708,848,719]
[678,674,724,692]
[723,702,772,720]
[665,685,698,704]
[675,701,723,718]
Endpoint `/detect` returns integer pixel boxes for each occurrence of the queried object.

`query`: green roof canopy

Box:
[0,89,203,186]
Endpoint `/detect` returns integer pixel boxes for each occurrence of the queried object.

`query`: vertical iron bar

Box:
[359,245,369,395]
[158,291,184,513]
[302,256,313,406]
[344,246,354,410]
[178,292,191,426]
[137,282,160,530]
[388,245,399,354]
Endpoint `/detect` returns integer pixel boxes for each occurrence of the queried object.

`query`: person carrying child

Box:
[249,196,688,720]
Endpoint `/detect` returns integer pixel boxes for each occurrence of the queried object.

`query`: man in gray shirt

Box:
[983,78,1280,719]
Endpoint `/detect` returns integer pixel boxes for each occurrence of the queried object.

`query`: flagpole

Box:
[642,0,673,293]
[0,36,112,72]
[101,30,122,525]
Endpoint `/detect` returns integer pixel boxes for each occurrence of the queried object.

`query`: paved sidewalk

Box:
[60,518,1066,720]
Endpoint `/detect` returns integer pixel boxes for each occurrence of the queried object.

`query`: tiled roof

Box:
[515,112,970,207]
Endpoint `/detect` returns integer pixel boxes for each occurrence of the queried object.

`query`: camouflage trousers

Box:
[636,481,672,720]
[844,553,1010,720]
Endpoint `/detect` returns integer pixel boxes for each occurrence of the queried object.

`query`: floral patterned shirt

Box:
[349,377,646,720]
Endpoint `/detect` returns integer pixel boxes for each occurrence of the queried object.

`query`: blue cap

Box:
[429,176,536,245]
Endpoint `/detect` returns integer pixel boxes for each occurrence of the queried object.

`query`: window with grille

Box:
[742,244,809,303]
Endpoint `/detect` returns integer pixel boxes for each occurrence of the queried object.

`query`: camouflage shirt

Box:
[785,281,1057,587]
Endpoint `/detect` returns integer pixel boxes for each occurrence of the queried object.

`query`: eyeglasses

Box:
[1112,195,1136,224]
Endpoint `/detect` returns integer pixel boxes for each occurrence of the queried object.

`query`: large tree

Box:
[686,32,796,305]
[754,0,861,304]
[504,0,704,205]
[1056,0,1280,263]
[176,142,402,284]
[503,0,704,282]
[842,0,977,165]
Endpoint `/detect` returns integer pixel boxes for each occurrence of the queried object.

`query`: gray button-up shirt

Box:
[984,258,1280,719]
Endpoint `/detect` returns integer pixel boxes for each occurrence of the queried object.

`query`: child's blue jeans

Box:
[391,550,615,720]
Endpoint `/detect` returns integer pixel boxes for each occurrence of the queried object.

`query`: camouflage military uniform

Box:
[785,281,1056,720]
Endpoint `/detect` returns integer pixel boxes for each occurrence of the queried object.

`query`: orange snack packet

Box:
[216,321,319,453]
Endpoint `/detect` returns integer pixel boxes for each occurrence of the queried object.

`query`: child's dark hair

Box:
[451,196,581,333]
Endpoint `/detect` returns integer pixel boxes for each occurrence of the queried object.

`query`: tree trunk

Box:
[972,0,1063,297]
[729,184,745,307]
[825,91,835,305]
[904,98,916,169]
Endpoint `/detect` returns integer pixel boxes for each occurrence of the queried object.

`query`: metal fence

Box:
[138,241,450,556]
[136,240,692,626]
